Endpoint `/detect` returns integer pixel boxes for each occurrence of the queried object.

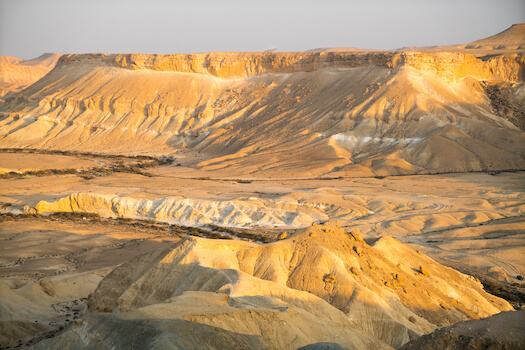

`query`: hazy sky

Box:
[1,0,524,59]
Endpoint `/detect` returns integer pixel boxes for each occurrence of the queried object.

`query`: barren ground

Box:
[0,151,524,348]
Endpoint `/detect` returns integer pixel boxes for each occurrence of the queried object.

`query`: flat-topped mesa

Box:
[56,51,524,82]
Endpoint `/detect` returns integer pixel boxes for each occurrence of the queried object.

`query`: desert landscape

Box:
[0,22,524,349]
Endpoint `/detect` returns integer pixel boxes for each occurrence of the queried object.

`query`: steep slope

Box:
[0,50,523,177]
[79,224,512,349]
[0,53,61,104]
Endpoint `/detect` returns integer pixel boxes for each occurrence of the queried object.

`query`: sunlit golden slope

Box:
[41,224,508,350]
[0,48,523,177]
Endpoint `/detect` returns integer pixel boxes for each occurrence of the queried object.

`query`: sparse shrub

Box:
[81,212,101,220]
[0,172,22,179]
[0,212,16,221]
[419,266,430,276]
[394,273,404,282]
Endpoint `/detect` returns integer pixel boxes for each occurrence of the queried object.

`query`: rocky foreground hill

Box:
[31,224,512,349]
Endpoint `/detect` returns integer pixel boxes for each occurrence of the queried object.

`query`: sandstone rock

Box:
[39,278,55,297]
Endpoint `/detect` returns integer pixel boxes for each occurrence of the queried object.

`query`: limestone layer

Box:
[57,51,524,82]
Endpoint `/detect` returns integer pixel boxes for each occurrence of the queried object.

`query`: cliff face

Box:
[56,51,524,82]
[0,50,524,177]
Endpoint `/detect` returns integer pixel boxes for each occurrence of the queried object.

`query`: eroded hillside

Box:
[34,224,512,349]
[0,50,523,177]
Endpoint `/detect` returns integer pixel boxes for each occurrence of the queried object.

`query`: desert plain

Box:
[0,24,524,349]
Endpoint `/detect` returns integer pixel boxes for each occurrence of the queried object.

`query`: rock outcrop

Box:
[33,192,372,227]
[465,23,525,50]
[0,53,61,103]
[399,310,525,350]
[0,28,523,177]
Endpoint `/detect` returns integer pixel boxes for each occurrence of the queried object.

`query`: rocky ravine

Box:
[32,224,513,350]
